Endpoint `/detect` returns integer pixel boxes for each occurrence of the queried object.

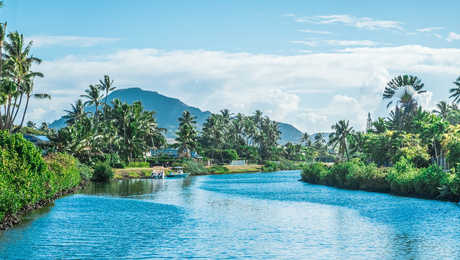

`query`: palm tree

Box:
[81,84,102,122]
[3,31,42,131]
[63,99,87,125]
[17,73,49,130]
[175,111,198,158]
[383,75,426,109]
[449,76,460,104]
[328,120,353,161]
[300,132,311,147]
[97,75,115,114]
[433,101,450,119]
[0,21,6,81]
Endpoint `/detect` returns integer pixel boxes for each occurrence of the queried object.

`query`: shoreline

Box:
[0,181,88,231]
[113,165,264,179]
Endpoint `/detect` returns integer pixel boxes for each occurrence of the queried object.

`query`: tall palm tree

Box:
[433,101,450,119]
[63,99,87,125]
[81,84,102,122]
[0,21,6,81]
[328,120,353,161]
[300,132,311,147]
[176,110,198,158]
[449,76,460,104]
[97,75,115,114]
[17,73,48,130]
[3,31,42,131]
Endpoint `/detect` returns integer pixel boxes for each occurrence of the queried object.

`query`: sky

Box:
[1,0,460,133]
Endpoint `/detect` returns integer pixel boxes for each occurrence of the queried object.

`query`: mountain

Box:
[50,88,304,144]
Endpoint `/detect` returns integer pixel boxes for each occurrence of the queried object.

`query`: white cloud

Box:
[291,39,378,47]
[447,32,460,42]
[416,27,444,33]
[290,40,318,47]
[298,29,332,35]
[294,14,403,31]
[28,45,460,133]
[27,35,120,48]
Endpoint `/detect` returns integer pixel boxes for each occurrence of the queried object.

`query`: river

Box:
[1,170,459,259]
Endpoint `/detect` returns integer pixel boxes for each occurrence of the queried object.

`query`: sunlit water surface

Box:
[1,170,460,259]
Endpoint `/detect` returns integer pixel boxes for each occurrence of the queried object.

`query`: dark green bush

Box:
[0,132,82,222]
[183,160,208,175]
[301,163,329,183]
[45,153,82,193]
[300,157,460,201]
[208,165,229,174]
[78,162,93,181]
[106,153,125,168]
[91,162,114,182]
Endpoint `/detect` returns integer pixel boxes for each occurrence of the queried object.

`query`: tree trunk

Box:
[18,94,30,130]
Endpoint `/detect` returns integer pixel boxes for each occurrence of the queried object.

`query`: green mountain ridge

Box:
[50,88,304,144]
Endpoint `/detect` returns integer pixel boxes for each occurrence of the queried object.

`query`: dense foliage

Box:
[198,109,281,162]
[0,132,82,222]
[91,162,114,182]
[301,74,460,201]
[47,76,166,165]
[301,159,460,201]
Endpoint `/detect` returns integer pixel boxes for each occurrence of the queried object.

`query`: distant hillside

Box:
[50,87,304,144]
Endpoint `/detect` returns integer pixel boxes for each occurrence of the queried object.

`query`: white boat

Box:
[167,167,189,178]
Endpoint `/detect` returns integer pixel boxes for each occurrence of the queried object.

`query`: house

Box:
[149,148,202,159]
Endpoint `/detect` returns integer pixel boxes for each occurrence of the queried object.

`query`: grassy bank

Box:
[300,159,460,202]
[0,132,86,229]
[113,164,263,179]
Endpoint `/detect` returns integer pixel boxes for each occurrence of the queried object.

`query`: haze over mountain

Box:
[50,88,304,144]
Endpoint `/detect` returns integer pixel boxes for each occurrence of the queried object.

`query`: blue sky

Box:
[1,0,460,132]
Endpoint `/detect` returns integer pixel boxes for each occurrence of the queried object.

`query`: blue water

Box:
[1,170,460,259]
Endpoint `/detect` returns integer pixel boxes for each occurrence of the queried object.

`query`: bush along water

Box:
[301,158,460,202]
[0,131,83,229]
[91,161,114,182]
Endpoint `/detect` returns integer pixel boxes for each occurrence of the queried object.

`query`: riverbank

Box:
[0,132,87,230]
[0,181,87,230]
[113,164,264,179]
[301,160,460,202]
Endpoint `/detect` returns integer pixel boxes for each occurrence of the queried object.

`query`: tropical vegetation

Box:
[301,74,460,202]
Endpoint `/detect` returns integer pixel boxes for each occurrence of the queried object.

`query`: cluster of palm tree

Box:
[195,109,280,161]
[49,76,166,164]
[0,22,49,132]
[328,74,460,166]
[175,111,198,158]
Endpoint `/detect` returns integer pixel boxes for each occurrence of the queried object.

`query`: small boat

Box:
[167,167,189,178]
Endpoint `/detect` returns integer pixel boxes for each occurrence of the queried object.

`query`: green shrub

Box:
[78,162,93,181]
[126,161,149,168]
[91,162,113,182]
[0,132,83,223]
[208,165,229,174]
[45,153,82,193]
[301,163,329,183]
[183,160,208,175]
[262,161,279,172]
[106,153,125,168]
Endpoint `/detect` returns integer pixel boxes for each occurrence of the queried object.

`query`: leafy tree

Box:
[80,84,102,123]
[175,111,198,158]
[433,101,450,120]
[329,120,353,161]
[1,31,47,132]
[97,74,115,116]
[449,75,460,104]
